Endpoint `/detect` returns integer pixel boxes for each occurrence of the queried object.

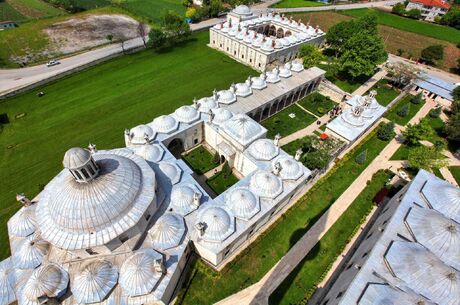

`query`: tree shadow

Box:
[154,37,198,54]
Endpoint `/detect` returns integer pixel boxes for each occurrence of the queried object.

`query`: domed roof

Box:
[341,107,365,127]
[72,260,118,304]
[279,66,292,78]
[136,144,164,163]
[217,89,237,105]
[358,283,435,305]
[266,68,280,83]
[24,263,68,301]
[170,184,200,215]
[235,82,252,97]
[63,147,91,170]
[225,187,260,220]
[421,178,460,223]
[261,40,274,52]
[249,171,283,199]
[128,124,156,145]
[252,36,263,48]
[151,115,179,134]
[243,31,254,44]
[278,38,290,47]
[212,108,233,126]
[158,161,182,185]
[36,149,156,250]
[174,105,200,124]
[197,206,235,242]
[295,32,309,41]
[251,75,267,90]
[197,97,218,113]
[291,61,304,72]
[119,249,163,297]
[273,39,283,49]
[233,4,252,15]
[150,213,185,250]
[9,205,36,237]
[0,259,15,305]
[222,114,264,146]
[272,156,304,181]
[14,237,49,269]
[248,139,279,161]
[286,35,299,44]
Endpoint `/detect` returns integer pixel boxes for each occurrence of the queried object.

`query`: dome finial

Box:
[274,133,281,146]
[295,148,303,161]
[16,193,32,207]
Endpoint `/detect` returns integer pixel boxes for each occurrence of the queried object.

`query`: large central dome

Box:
[36,148,156,250]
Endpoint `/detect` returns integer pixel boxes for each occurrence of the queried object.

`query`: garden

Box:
[297,92,337,117]
[182,145,218,175]
[318,63,371,94]
[384,93,425,126]
[367,79,400,106]
[262,104,316,138]
[206,162,239,195]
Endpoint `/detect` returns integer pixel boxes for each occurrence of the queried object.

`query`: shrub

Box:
[410,92,423,104]
[222,161,231,178]
[429,107,442,118]
[392,2,406,15]
[397,103,410,117]
[317,107,325,114]
[406,8,422,19]
[377,122,395,141]
[355,149,367,165]
[421,45,444,66]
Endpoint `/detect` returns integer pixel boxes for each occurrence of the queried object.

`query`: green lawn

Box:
[9,0,64,18]
[341,8,460,44]
[432,167,443,179]
[182,145,218,175]
[262,104,316,138]
[390,144,410,160]
[449,166,460,184]
[269,170,392,305]
[271,0,326,8]
[206,171,239,195]
[177,125,392,305]
[52,0,111,10]
[121,0,184,22]
[0,31,254,260]
[368,79,399,106]
[318,64,370,93]
[0,2,27,22]
[385,95,425,126]
[297,92,337,117]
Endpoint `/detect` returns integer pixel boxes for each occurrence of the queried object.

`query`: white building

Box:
[209,5,326,71]
[315,170,460,305]
[405,0,451,21]
[0,63,324,305]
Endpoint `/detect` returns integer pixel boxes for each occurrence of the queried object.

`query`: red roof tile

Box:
[409,0,451,9]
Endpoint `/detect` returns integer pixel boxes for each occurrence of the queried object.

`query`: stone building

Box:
[406,0,451,21]
[209,5,326,71]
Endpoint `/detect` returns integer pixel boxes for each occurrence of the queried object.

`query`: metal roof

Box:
[249,171,283,199]
[23,263,68,301]
[222,114,266,147]
[150,213,186,250]
[414,73,455,101]
[225,187,260,221]
[0,258,16,305]
[248,139,279,161]
[272,156,304,181]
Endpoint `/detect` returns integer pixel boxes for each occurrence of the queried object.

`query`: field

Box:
[0,0,64,22]
[0,31,254,260]
[449,166,460,184]
[297,92,336,116]
[0,2,27,22]
[261,104,316,138]
[367,79,400,106]
[385,95,425,126]
[271,0,326,8]
[121,0,185,23]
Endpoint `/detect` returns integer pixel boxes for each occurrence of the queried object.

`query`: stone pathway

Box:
[352,69,387,96]
[439,167,459,186]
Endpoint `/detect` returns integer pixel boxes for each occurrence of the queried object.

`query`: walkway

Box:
[352,69,387,96]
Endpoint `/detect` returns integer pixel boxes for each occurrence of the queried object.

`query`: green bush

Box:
[410,92,423,104]
[317,107,325,114]
[355,149,367,164]
[429,107,442,118]
[397,103,410,117]
[421,45,444,66]
[377,122,395,141]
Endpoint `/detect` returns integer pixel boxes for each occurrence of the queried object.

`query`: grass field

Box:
[390,144,410,160]
[206,171,239,195]
[0,2,27,22]
[121,0,184,22]
[0,0,64,22]
[340,8,460,44]
[449,166,460,184]
[367,79,399,106]
[318,64,370,93]
[271,0,326,8]
[297,92,337,116]
[385,95,425,126]
[269,170,391,305]
[176,126,392,304]
[0,31,254,260]
[182,145,218,175]
[262,104,316,138]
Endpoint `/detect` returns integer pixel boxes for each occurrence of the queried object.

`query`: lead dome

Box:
[422,178,460,223]
[174,105,200,124]
[152,115,179,134]
[272,156,303,181]
[249,171,283,199]
[222,114,264,146]
[212,108,233,126]
[233,5,252,15]
[225,187,260,220]
[128,124,156,145]
[248,139,279,161]
[217,89,237,105]
[150,213,186,250]
[170,184,200,215]
[24,263,69,301]
[62,147,91,170]
[137,144,164,163]
[197,206,235,242]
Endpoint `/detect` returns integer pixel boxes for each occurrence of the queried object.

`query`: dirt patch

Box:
[290,12,352,31]
[44,14,142,54]
[7,0,44,18]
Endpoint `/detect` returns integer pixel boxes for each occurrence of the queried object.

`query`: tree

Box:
[397,48,404,56]
[186,7,197,20]
[355,149,367,165]
[453,86,460,102]
[222,161,231,178]
[421,45,444,66]
[397,103,410,117]
[163,10,191,41]
[402,120,434,145]
[302,150,330,169]
[408,145,447,170]
[377,122,396,141]
[406,8,422,19]
[298,44,325,68]
[386,62,420,88]
[410,92,423,104]
[445,112,460,141]
[213,151,220,164]
[441,7,460,29]
[429,107,442,118]
[392,2,406,15]
[182,0,193,7]
[209,0,223,17]
[147,27,167,50]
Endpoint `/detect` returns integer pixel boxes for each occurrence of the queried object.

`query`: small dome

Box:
[197,206,235,242]
[174,105,200,124]
[273,39,283,49]
[251,75,267,90]
[14,237,49,269]
[279,66,292,78]
[249,171,283,199]
[222,114,264,146]
[129,124,156,145]
[235,82,252,97]
[233,4,252,15]
[422,180,460,224]
[24,263,68,301]
[170,184,200,215]
[266,68,280,83]
[295,32,309,41]
[217,90,237,105]
[137,144,164,163]
[151,115,178,134]
[150,213,185,250]
[226,187,260,220]
[159,161,182,185]
[62,147,91,170]
[72,260,118,304]
[248,139,279,161]
[9,205,36,237]
[287,35,299,44]
[243,32,254,44]
[236,29,246,40]
[261,40,274,52]
[228,26,238,37]
[272,156,303,180]
[291,61,304,72]
[278,38,291,47]
[0,259,15,305]
[119,249,163,297]
[341,106,365,127]
[197,97,218,113]
[212,108,233,126]
[252,36,263,48]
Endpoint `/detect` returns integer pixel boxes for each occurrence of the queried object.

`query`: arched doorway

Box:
[276,28,284,38]
[285,30,292,37]
[167,138,184,158]
[263,25,270,35]
[269,25,276,36]
[220,155,226,164]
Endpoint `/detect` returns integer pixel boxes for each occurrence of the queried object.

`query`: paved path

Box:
[439,167,459,186]
[352,69,387,96]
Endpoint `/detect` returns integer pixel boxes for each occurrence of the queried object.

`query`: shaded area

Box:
[182,145,218,175]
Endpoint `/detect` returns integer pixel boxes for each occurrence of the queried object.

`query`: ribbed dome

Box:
[342,107,365,127]
[137,144,164,163]
[249,171,283,199]
[0,259,15,305]
[151,115,179,134]
[14,237,49,269]
[273,39,283,49]
[251,75,267,90]
[266,68,280,83]
[9,205,36,237]
[212,108,233,126]
[279,66,292,78]
[119,249,163,297]
[291,61,304,72]
[24,263,68,301]
[197,206,235,242]
[128,124,155,145]
[252,36,263,48]
[358,283,435,305]
[422,179,460,223]
[248,139,279,161]
[243,32,254,44]
[72,260,118,304]
[272,156,303,180]
[235,82,252,97]
[158,161,182,185]
[197,97,218,113]
[174,105,200,124]
[278,38,290,47]
[63,147,91,170]
[36,150,156,250]
[150,213,185,250]
[225,187,260,220]
[286,35,299,44]
[170,184,199,215]
[217,89,237,105]
[233,4,252,15]
[261,40,274,52]
[295,32,309,41]
[222,114,264,146]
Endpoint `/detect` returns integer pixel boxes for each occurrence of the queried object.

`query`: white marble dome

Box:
[152,115,179,134]
[261,40,274,52]
[174,105,200,124]
[251,75,267,90]
[212,108,233,126]
[225,187,260,220]
[218,89,237,105]
[159,161,182,185]
[136,144,164,163]
[235,82,252,97]
[170,184,200,215]
[272,156,304,181]
[197,206,235,242]
[233,4,252,15]
[266,68,280,83]
[248,139,280,161]
[8,205,36,237]
[197,97,218,113]
[222,114,264,146]
[24,263,68,301]
[14,237,49,269]
[279,65,292,78]
[291,61,304,72]
[150,213,185,250]
[128,124,156,145]
[249,171,283,199]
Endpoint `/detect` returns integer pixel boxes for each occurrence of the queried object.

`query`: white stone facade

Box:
[406,0,450,21]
